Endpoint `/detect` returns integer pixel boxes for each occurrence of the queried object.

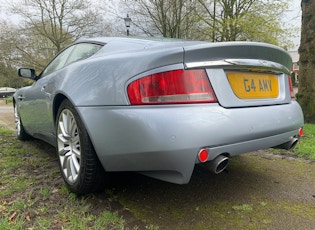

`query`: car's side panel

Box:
[55,47,185,107]
[15,77,55,142]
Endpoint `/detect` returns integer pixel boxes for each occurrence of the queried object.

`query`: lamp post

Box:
[213,0,216,42]
[124,14,132,36]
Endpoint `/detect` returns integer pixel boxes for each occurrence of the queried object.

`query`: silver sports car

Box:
[14,37,304,194]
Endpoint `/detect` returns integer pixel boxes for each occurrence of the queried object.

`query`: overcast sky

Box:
[285,0,302,49]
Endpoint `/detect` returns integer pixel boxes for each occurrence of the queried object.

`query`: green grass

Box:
[232,204,253,212]
[0,97,13,105]
[0,127,140,229]
[268,123,315,161]
[292,123,315,160]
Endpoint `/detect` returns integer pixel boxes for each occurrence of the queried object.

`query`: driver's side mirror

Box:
[18,68,37,80]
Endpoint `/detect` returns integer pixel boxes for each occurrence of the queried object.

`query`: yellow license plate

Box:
[227,72,279,99]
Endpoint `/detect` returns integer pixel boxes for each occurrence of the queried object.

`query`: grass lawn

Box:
[291,123,315,161]
[0,128,144,230]
[267,123,315,161]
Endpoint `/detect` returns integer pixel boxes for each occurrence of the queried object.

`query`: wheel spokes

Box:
[59,112,71,139]
[57,109,81,183]
[14,107,21,135]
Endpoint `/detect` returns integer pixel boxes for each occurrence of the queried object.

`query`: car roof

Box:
[76,36,209,49]
[77,36,185,44]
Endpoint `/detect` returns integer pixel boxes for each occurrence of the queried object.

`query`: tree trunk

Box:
[298,0,315,123]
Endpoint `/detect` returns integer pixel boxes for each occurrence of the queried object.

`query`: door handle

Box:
[41,85,46,92]
[41,85,52,98]
[18,95,25,100]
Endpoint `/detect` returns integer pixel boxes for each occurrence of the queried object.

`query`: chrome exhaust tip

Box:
[204,155,229,174]
[272,137,299,150]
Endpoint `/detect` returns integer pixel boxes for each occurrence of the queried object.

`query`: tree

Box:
[3,0,106,75]
[0,61,28,88]
[120,0,200,38]
[0,20,19,68]
[196,0,293,47]
[118,0,294,48]
[10,0,102,53]
[197,0,255,41]
[0,20,28,88]
[15,26,58,71]
[297,0,315,123]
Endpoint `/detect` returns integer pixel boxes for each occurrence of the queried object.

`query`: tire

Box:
[56,99,105,195]
[14,105,31,140]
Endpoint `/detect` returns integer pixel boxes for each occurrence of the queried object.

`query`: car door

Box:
[17,45,75,142]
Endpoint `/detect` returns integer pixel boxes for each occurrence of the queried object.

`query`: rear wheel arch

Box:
[56,98,106,194]
[53,94,68,126]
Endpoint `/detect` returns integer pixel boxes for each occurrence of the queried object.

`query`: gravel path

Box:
[0,101,14,130]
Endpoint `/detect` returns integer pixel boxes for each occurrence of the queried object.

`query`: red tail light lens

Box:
[299,127,303,137]
[288,75,295,98]
[198,149,209,163]
[127,69,217,105]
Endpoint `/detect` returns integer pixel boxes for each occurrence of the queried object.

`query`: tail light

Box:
[288,75,295,99]
[127,69,217,105]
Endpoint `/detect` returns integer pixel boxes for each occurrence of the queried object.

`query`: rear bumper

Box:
[77,101,303,184]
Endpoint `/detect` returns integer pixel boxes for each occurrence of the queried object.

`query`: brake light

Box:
[288,75,295,98]
[127,69,217,105]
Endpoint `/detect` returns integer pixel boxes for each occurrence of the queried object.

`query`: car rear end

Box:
[183,42,303,149]
[126,41,303,152]
[79,40,304,184]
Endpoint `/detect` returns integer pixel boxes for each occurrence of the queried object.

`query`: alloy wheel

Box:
[14,106,21,136]
[57,109,81,184]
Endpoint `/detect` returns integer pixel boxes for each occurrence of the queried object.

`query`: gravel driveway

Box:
[0,101,14,130]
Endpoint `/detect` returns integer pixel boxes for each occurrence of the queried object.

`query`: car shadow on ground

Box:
[26,137,276,205]
[105,155,277,208]
[13,138,315,229]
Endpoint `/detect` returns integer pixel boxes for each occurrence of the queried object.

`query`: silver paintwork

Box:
[13,37,304,184]
[185,59,290,74]
[77,101,302,183]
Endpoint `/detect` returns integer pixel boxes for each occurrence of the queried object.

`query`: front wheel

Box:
[56,100,105,195]
[14,105,31,140]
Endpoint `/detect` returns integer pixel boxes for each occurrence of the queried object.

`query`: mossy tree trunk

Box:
[298,0,315,123]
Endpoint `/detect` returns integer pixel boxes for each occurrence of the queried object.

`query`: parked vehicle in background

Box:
[0,87,16,98]
[13,37,304,195]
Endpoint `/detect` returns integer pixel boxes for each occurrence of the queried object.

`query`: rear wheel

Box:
[14,105,31,140]
[56,99,105,195]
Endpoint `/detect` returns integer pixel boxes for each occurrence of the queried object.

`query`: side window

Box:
[65,43,102,66]
[40,43,102,78]
[41,45,75,77]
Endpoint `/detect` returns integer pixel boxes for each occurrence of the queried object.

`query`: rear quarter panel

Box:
[56,46,185,106]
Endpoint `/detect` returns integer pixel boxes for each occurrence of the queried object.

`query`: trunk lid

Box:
[183,42,293,108]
